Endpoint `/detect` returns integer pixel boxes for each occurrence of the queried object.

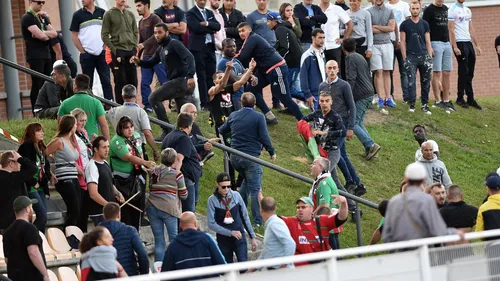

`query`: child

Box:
[369,199,389,245]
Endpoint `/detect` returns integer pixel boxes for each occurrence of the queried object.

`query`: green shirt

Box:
[58,92,105,136]
[109,132,143,176]
[314,176,340,209]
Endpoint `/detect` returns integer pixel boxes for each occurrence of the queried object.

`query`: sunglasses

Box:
[219,185,231,189]
[34,1,45,5]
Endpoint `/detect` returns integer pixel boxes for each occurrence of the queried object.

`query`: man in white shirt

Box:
[319,0,353,74]
[448,0,482,110]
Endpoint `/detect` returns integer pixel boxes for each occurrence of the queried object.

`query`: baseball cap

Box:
[13,196,37,212]
[404,162,427,180]
[486,176,500,190]
[216,172,231,183]
[296,197,314,206]
[51,60,67,75]
[267,11,283,23]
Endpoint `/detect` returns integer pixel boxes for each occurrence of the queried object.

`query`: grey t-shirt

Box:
[367,5,394,45]
[347,9,373,51]
[106,102,152,142]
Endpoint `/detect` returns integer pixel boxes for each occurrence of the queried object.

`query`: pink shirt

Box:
[207,7,226,53]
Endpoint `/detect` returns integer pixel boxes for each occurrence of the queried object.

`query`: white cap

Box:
[51,60,67,75]
[405,162,427,180]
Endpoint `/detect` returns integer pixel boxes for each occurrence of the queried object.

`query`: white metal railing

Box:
[102,228,500,281]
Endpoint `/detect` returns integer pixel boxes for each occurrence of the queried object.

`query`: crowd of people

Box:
[5,0,500,280]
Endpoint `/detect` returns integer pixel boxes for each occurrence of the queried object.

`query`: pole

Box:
[59,0,80,69]
[0,0,22,120]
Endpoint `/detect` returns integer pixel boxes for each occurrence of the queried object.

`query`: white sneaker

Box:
[380,108,389,115]
[298,102,309,110]
[372,95,378,105]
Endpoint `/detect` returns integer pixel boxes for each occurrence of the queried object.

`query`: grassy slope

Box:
[1,97,499,248]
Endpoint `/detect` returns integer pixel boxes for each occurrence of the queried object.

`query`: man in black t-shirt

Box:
[3,196,49,281]
[400,2,433,114]
[21,0,58,112]
[440,185,478,232]
[161,113,202,213]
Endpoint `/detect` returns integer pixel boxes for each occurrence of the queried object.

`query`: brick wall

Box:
[1,2,499,120]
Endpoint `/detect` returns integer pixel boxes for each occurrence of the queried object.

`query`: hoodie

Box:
[417,155,452,188]
[81,245,117,281]
[161,228,226,280]
[99,220,149,276]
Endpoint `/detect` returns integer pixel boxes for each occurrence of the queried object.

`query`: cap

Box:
[485,172,499,184]
[405,162,427,180]
[216,172,231,183]
[13,196,37,212]
[267,11,283,23]
[486,176,500,190]
[51,60,67,75]
[296,197,314,206]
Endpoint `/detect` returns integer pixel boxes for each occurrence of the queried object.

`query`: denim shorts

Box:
[431,41,453,72]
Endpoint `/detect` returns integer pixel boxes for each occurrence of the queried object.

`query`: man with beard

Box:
[219,0,246,51]
[136,0,167,112]
[3,196,49,281]
[154,0,187,41]
[207,0,227,62]
[131,23,196,142]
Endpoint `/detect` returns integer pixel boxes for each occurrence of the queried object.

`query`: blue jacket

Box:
[99,220,149,276]
[219,107,275,157]
[161,228,226,280]
[235,32,284,72]
[300,48,325,99]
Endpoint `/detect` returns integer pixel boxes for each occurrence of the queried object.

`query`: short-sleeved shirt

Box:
[70,7,106,55]
[448,3,472,42]
[246,10,276,46]
[368,5,395,45]
[322,3,351,50]
[106,103,152,143]
[209,85,235,130]
[21,11,51,60]
[3,220,46,281]
[161,130,201,182]
[110,132,144,177]
[85,159,115,216]
[423,4,450,42]
[308,174,343,234]
[58,92,106,137]
[155,6,186,41]
[385,0,410,41]
[400,18,430,56]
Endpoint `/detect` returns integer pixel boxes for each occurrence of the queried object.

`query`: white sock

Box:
[265,111,276,119]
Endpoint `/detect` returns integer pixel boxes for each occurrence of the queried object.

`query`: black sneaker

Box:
[444,101,456,112]
[200,151,215,166]
[345,183,357,194]
[456,99,469,108]
[354,184,367,197]
[366,143,381,160]
[265,117,278,125]
[421,104,432,115]
[155,131,168,143]
[350,209,363,223]
[468,100,483,110]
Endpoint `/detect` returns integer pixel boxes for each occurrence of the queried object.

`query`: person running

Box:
[18,123,51,234]
[130,23,196,142]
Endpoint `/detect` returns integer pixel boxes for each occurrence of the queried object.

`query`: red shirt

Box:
[281,215,341,264]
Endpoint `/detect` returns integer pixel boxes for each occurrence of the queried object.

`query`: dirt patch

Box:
[364,109,391,126]
[292,156,310,165]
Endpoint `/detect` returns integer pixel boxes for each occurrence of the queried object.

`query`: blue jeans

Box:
[146,205,178,261]
[90,215,104,226]
[217,235,248,263]
[80,51,113,100]
[141,55,168,109]
[29,190,47,233]
[230,155,263,225]
[288,68,304,101]
[329,233,340,250]
[182,178,197,212]
[354,97,375,150]
[337,137,360,186]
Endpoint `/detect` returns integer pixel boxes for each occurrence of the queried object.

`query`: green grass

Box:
[1,97,500,248]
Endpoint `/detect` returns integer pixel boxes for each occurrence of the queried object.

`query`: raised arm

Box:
[233,59,256,90]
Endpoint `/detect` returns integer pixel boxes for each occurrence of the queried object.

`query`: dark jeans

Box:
[29,190,47,233]
[149,77,194,132]
[231,155,263,225]
[27,58,52,111]
[391,44,409,99]
[79,188,90,232]
[337,136,360,186]
[35,107,59,119]
[90,214,105,226]
[182,177,197,213]
[244,84,270,114]
[111,49,138,104]
[250,65,303,121]
[80,51,113,101]
[405,54,432,106]
[325,47,342,76]
[455,41,476,101]
[141,55,168,109]
[217,235,248,263]
[55,179,81,227]
[192,45,216,108]
[329,233,340,250]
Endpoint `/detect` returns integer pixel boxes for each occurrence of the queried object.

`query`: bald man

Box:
[417,141,452,188]
[180,103,216,165]
[161,212,226,276]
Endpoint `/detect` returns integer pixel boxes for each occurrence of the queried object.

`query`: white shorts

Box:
[370,43,394,71]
